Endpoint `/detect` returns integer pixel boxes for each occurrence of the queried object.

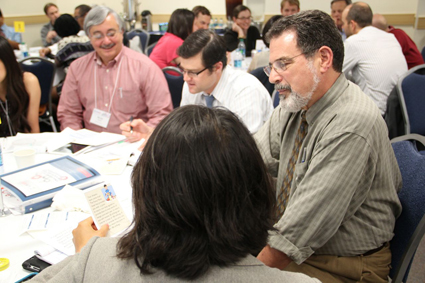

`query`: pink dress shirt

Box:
[58,46,173,134]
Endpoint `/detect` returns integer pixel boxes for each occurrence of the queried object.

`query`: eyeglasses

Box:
[263,53,304,76]
[91,30,118,40]
[237,16,253,21]
[178,65,211,78]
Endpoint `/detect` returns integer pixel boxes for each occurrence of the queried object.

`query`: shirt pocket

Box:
[114,86,143,115]
[293,161,309,189]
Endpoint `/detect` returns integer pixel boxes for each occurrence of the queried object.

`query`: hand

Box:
[39,47,51,57]
[120,118,153,150]
[72,217,109,253]
[232,22,245,38]
[257,245,292,270]
[46,30,57,43]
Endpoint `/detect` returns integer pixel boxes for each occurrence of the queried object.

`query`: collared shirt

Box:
[180,66,273,133]
[58,46,173,134]
[40,22,61,47]
[255,74,402,264]
[388,25,424,69]
[0,23,22,42]
[343,26,407,115]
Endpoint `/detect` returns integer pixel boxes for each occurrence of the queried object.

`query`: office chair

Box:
[127,29,150,54]
[146,42,157,57]
[19,57,57,132]
[250,67,275,96]
[162,66,184,109]
[390,133,425,283]
[396,64,425,136]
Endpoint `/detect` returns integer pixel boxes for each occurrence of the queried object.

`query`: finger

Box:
[119,121,131,131]
[98,224,110,236]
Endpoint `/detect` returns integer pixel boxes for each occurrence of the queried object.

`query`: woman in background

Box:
[149,9,194,70]
[0,36,40,136]
[224,4,261,57]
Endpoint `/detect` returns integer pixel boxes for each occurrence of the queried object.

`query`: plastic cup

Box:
[13,148,36,169]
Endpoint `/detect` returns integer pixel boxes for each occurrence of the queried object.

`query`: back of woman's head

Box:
[118,105,275,280]
[167,8,194,40]
[54,14,81,38]
[263,15,284,47]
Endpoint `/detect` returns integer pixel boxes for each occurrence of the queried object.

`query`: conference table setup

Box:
[0,130,142,282]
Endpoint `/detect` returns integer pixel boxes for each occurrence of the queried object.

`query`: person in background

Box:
[149,9,194,70]
[40,3,61,47]
[255,10,401,282]
[192,5,211,32]
[373,13,424,69]
[342,2,407,115]
[330,0,351,41]
[58,6,172,135]
[0,8,22,49]
[224,4,261,57]
[74,4,91,36]
[0,37,40,136]
[280,0,300,17]
[248,15,284,72]
[30,105,320,283]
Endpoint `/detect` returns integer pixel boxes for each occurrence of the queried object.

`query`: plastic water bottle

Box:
[234,50,243,69]
[238,38,246,59]
[19,42,29,58]
[0,141,4,174]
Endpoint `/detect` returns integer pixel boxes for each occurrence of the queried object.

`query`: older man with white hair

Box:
[58,6,172,135]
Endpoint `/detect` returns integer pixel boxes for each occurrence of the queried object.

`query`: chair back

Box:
[390,134,425,283]
[55,41,94,68]
[250,67,274,96]
[146,42,157,57]
[397,64,425,135]
[162,66,184,109]
[127,29,150,54]
[271,91,280,108]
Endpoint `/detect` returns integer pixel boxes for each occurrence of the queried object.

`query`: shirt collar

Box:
[201,66,229,103]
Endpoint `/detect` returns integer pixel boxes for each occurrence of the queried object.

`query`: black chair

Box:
[19,57,57,132]
[396,64,425,136]
[127,29,150,54]
[250,67,274,96]
[162,66,184,109]
[146,42,157,57]
[390,134,425,283]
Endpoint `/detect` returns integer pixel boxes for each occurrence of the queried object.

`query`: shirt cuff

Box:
[267,229,315,265]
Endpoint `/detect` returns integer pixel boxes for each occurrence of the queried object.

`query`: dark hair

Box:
[347,2,372,28]
[167,9,194,40]
[192,5,211,17]
[178,29,227,72]
[75,4,91,17]
[232,5,251,19]
[330,0,352,6]
[43,3,58,15]
[53,14,80,38]
[0,37,31,135]
[263,15,283,47]
[117,105,275,280]
[0,9,3,17]
[266,9,344,72]
[280,0,300,9]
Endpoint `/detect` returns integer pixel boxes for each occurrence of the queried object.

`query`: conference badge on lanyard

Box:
[90,108,111,128]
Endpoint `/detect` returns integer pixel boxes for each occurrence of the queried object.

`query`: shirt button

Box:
[105,103,108,107]
[105,86,108,89]
[106,69,109,73]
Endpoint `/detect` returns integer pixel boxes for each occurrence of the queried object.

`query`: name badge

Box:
[90,108,111,128]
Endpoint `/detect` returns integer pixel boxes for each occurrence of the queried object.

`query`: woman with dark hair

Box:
[149,9,194,70]
[30,105,319,282]
[0,37,40,136]
[224,4,261,57]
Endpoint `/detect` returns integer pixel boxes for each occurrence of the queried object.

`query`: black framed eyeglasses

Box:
[263,53,304,77]
[178,65,211,78]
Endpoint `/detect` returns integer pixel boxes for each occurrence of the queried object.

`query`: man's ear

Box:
[317,46,333,73]
[213,61,224,72]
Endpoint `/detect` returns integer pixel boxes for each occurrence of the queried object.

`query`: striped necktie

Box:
[204,95,215,108]
[276,111,308,220]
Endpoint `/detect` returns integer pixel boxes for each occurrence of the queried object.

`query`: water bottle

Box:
[0,141,4,174]
[234,50,243,69]
[218,18,224,29]
[238,38,246,59]
[19,42,29,58]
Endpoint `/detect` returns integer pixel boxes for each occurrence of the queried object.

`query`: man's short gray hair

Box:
[84,5,124,36]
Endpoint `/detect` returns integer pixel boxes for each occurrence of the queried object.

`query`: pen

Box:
[301,147,307,163]
[130,116,134,134]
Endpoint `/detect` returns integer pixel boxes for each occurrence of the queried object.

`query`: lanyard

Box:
[93,60,123,113]
[0,100,14,136]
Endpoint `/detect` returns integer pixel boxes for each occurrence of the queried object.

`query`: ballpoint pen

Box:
[130,116,134,134]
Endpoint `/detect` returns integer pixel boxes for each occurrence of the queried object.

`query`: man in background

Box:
[342,2,407,115]
[373,13,424,69]
[41,2,61,46]
[280,0,300,17]
[330,0,351,41]
[192,6,211,32]
[74,4,91,36]
[0,8,21,49]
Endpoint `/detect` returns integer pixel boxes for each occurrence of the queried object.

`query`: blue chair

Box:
[162,66,184,109]
[390,134,425,283]
[396,64,425,136]
[250,67,275,96]
[271,91,280,108]
[146,42,157,57]
[127,29,150,54]
[19,57,57,132]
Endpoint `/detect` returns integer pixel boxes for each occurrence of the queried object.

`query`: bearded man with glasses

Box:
[255,10,401,283]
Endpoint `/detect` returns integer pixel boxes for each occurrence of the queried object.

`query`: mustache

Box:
[100,43,115,49]
[275,83,291,92]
